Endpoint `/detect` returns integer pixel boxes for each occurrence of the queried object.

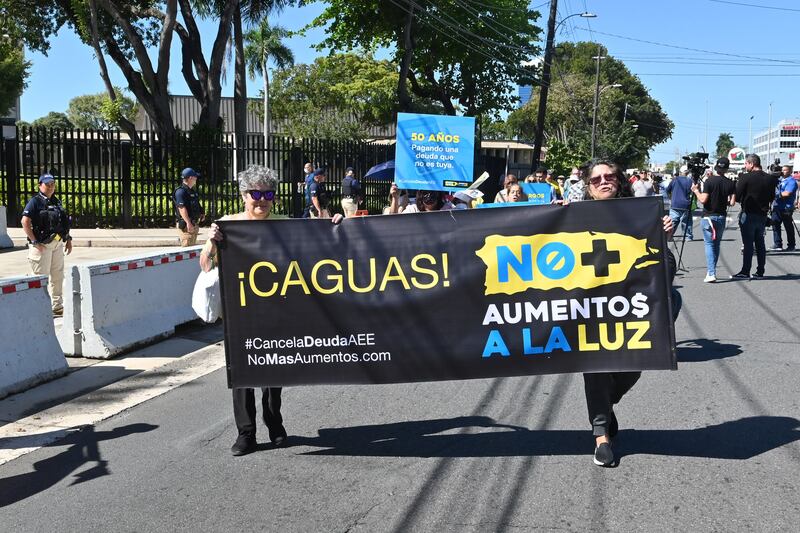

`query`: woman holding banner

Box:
[571,160,677,467]
[200,165,342,456]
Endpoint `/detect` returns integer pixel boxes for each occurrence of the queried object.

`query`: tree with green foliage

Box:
[31,112,74,130]
[265,53,406,141]
[310,0,541,117]
[2,0,243,139]
[715,132,734,158]
[245,21,294,147]
[505,42,673,169]
[67,90,138,129]
[0,40,29,117]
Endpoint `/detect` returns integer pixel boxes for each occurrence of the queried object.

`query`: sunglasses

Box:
[247,190,276,201]
[420,191,441,204]
[589,173,619,186]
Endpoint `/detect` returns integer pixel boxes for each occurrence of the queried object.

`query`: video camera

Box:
[768,158,782,174]
[682,152,709,182]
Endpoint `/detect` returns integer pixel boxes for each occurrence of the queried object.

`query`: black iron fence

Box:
[1,127,395,228]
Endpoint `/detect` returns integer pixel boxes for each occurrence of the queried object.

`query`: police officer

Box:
[340,166,362,217]
[174,168,204,246]
[21,173,72,316]
[307,168,331,218]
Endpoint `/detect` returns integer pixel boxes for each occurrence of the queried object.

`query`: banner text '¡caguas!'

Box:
[236,253,450,306]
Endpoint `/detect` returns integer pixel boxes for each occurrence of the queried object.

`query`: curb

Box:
[10,237,208,248]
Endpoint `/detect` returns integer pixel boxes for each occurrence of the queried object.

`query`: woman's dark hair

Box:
[583,159,632,200]
[415,190,445,211]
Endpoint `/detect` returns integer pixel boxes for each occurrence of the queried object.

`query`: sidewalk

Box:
[0,227,209,280]
[0,321,224,465]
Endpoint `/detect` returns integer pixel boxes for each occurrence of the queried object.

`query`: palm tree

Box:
[244,21,294,148]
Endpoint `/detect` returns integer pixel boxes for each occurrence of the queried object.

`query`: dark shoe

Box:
[786,247,796,252]
[730,272,750,279]
[753,271,764,278]
[231,434,256,456]
[593,442,615,467]
[272,435,288,448]
[608,410,619,439]
[268,424,288,447]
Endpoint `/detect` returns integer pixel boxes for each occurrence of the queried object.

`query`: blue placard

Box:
[395,113,476,191]
[521,183,553,205]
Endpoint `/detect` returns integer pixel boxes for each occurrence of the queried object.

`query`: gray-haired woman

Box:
[200,165,342,456]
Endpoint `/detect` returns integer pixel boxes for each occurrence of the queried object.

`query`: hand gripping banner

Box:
[218,197,677,388]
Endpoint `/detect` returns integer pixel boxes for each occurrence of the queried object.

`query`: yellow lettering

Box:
[411,254,439,289]
[311,259,343,294]
[348,258,376,293]
[626,321,651,349]
[578,324,600,351]
[379,256,411,291]
[280,261,311,296]
[599,322,625,350]
[249,261,278,298]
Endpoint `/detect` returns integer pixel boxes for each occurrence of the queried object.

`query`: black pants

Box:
[771,209,796,249]
[583,372,641,437]
[232,387,285,440]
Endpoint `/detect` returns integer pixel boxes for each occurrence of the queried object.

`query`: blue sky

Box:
[20,0,800,164]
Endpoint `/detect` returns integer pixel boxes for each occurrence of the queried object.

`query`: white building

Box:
[752,119,800,167]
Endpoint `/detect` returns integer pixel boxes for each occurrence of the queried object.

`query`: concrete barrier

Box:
[0,206,14,248]
[0,275,68,399]
[58,247,202,359]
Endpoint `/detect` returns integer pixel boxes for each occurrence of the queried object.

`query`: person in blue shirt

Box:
[301,162,314,218]
[769,165,797,251]
[666,169,695,240]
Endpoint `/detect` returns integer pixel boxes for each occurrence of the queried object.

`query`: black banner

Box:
[218,197,677,387]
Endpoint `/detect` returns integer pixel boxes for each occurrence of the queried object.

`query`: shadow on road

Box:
[0,423,157,508]
[290,415,800,461]
[676,338,743,362]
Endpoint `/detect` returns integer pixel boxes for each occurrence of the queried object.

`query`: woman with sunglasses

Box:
[388,183,454,214]
[200,165,342,456]
[570,160,676,467]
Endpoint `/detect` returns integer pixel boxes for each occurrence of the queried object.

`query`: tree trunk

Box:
[268,54,270,150]
[397,5,415,113]
[233,4,247,171]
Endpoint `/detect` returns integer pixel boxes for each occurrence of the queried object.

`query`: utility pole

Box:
[767,102,773,164]
[705,99,709,154]
[749,115,754,153]
[590,47,604,159]
[531,0,558,170]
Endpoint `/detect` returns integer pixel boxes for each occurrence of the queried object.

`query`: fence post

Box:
[120,141,132,228]
[3,138,19,225]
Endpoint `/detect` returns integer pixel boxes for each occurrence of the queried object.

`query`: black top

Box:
[735,170,778,214]
[308,180,329,208]
[701,175,736,216]
[21,192,71,243]
[174,184,203,222]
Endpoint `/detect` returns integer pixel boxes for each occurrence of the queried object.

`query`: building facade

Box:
[753,119,800,167]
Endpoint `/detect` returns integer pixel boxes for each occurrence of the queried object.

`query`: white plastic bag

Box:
[192,268,222,323]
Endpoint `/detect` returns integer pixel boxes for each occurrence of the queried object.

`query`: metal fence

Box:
[0,127,395,228]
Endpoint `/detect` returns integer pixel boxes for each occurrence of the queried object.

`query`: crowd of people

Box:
[19,150,795,468]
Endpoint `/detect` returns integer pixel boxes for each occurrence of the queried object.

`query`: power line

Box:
[636,72,800,77]
[707,0,800,13]
[574,27,800,65]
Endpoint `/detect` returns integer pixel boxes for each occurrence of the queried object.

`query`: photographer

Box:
[691,157,736,282]
[666,166,695,240]
[731,154,779,279]
[769,165,798,251]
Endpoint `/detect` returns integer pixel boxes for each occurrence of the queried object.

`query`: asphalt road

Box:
[1,210,799,532]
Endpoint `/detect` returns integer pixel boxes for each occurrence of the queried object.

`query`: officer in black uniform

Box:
[174,167,204,246]
[21,174,72,315]
[340,166,362,217]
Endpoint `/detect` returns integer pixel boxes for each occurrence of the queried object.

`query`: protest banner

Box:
[394,113,475,191]
[218,197,677,387]
[521,183,553,205]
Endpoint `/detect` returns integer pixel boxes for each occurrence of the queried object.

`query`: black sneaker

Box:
[786,247,796,252]
[272,435,288,448]
[593,442,615,467]
[231,434,256,456]
[730,272,750,280]
[753,271,765,278]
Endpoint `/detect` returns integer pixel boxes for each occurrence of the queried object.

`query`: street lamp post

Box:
[530,6,596,169]
[749,115,754,153]
[590,53,621,160]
